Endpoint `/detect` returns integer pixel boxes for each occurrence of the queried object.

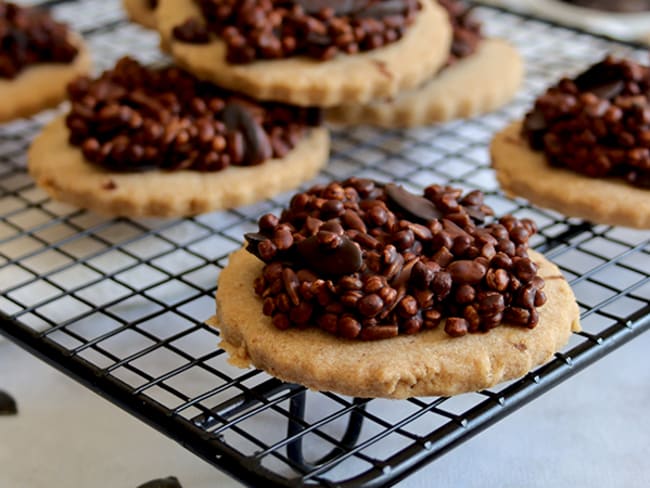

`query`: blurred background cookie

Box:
[154,0,452,107]
[492,56,650,228]
[0,2,91,122]
[29,58,329,217]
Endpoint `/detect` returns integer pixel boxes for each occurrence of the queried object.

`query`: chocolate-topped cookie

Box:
[492,56,650,228]
[326,0,523,127]
[155,0,451,107]
[0,1,91,122]
[211,179,580,398]
[28,57,329,217]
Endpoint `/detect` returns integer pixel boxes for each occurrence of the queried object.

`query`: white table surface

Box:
[1,331,648,488]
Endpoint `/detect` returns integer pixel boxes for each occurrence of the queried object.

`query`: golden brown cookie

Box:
[326,39,523,127]
[28,116,329,218]
[123,0,157,29]
[491,121,650,229]
[0,36,91,123]
[155,0,452,107]
[211,248,580,399]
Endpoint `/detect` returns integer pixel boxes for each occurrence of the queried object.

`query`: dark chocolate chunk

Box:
[295,235,363,276]
[385,184,443,223]
[223,101,273,166]
[0,391,17,416]
[589,80,624,100]
[573,60,625,94]
[244,232,269,257]
[137,477,182,488]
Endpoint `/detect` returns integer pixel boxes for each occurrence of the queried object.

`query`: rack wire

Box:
[1,1,649,486]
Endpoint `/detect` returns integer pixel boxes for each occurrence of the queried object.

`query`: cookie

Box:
[212,248,579,399]
[155,0,452,107]
[29,116,328,218]
[0,2,91,122]
[0,37,91,122]
[123,0,158,29]
[492,121,650,228]
[28,58,329,218]
[326,38,523,127]
[492,56,650,229]
[210,180,580,398]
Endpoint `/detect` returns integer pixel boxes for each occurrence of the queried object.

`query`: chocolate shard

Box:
[385,183,443,223]
[222,101,272,166]
[244,232,269,258]
[0,390,17,416]
[589,80,624,100]
[465,206,486,224]
[295,235,363,276]
[137,477,183,488]
[573,60,625,97]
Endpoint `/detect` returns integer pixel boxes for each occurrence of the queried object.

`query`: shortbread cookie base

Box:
[123,0,157,29]
[0,38,91,123]
[492,121,650,229]
[326,39,523,127]
[28,116,330,218]
[211,249,580,399]
[155,0,451,107]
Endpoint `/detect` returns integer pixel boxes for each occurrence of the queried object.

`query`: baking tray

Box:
[1,1,649,487]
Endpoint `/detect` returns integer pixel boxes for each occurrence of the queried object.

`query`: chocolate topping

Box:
[0,2,78,79]
[438,0,482,66]
[65,57,321,172]
[0,390,17,415]
[523,55,650,187]
[172,0,421,63]
[248,179,548,341]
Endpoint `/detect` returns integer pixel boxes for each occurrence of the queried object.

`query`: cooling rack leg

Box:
[287,394,367,471]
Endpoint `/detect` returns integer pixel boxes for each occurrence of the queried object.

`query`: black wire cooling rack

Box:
[1,1,649,487]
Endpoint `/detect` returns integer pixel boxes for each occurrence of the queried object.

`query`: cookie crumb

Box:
[102,179,117,190]
[372,60,393,79]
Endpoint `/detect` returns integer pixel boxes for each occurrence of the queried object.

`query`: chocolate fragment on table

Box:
[137,476,182,488]
[172,0,422,63]
[0,2,78,79]
[523,55,650,188]
[0,390,18,416]
[65,57,321,172]
[247,178,548,340]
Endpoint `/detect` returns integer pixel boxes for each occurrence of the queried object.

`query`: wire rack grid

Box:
[1,1,649,487]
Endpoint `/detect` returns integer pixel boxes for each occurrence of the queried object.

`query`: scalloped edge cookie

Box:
[0,35,91,123]
[28,116,330,218]
[491,121,650,229]
[209,248,580,399]
[326,38,523,127]
[123,0,157,29]
[155,0,451,107]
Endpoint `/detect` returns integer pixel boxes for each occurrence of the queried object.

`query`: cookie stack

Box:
[18,0,627,399]
[126,0,523,127]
